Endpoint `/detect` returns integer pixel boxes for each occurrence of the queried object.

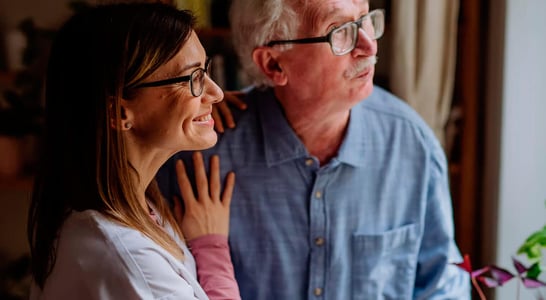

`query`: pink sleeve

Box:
[187,234,241,300]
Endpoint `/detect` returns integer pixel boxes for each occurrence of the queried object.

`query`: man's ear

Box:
[252,47,288,86]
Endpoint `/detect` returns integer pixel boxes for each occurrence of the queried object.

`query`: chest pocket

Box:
[351,223,420,300]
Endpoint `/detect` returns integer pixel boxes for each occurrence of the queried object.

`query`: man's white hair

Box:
[229,0,306,87]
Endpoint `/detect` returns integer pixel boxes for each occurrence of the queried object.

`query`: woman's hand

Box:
[212,91,247,133]
[173,152,235,241]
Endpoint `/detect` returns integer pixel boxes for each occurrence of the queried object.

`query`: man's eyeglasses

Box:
[132,57,212,97]
[266,9,385,56]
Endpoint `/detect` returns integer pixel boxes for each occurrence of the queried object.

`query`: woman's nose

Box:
[202,75,224,104]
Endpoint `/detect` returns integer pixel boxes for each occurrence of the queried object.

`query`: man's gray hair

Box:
[229,0,302,87]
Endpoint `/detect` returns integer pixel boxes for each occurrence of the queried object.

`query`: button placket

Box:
[309,169,327,299]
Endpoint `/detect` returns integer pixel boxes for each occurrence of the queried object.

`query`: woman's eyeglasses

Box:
[131,57,212,97]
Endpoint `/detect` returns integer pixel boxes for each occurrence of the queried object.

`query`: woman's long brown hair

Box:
[28,2,196,288]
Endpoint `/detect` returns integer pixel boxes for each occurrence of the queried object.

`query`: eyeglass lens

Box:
[331,10,384,55]
[191,60,211,97]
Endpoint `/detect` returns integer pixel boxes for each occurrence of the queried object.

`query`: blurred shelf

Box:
[0,176,33,191]
[196,27,234,56]
[0,71,16,87]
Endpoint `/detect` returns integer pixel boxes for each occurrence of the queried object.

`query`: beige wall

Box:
[487,0,546,298]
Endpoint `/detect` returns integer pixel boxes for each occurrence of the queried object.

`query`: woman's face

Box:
[122,31,223,156]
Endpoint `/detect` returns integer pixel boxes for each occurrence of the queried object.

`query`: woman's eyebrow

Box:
[164,61,202,78]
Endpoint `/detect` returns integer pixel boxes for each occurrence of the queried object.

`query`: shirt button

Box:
[315,237,325,246]
[314,287,323,296]
[305,158,314,166]
[315,191,322,199]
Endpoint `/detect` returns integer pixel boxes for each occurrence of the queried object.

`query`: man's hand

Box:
[212,91,247,133]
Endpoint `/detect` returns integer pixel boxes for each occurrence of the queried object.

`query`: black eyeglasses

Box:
[266,9,385,56]
[132,57,212,97]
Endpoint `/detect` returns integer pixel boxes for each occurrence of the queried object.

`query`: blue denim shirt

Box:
[157,86,470,300]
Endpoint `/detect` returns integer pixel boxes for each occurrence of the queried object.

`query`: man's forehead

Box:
[310,0,369,10]
[305,0,369,29]
[310,0,368,21]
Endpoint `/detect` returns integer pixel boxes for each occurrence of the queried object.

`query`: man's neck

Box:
[273,86,353,164]
[299,124,347,166]
[278,100,350,166]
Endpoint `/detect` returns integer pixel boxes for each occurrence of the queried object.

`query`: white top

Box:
[30,210,209,300]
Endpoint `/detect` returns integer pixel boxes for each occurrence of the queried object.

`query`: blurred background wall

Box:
[485,0,546,299]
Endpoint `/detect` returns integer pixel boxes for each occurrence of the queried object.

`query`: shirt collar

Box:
[258,89,309,167]
[257,88,367,167]
[336,103,367,167]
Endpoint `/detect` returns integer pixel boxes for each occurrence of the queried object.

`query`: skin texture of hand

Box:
[173,151,235,241]
[212,91,247,133]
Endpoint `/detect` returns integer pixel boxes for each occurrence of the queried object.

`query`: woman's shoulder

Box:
[63,210,134,242]
[39,210,205,299]
[61,210,168,256]
[60,210,194,276]
[58,210,142,264]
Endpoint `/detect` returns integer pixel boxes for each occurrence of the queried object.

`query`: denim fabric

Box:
[157,86,470,300]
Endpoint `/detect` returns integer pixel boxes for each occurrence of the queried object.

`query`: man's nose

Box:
[351,28,377,57]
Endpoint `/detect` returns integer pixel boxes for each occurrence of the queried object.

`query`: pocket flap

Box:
[353,223,419,253]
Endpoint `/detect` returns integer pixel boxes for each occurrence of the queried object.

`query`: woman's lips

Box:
[193,112,214,126]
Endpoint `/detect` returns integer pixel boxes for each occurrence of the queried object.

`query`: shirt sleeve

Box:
[188,234,241,300]
[414,144,471,299]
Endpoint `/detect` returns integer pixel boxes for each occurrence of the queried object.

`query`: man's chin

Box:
[349,80,374,103]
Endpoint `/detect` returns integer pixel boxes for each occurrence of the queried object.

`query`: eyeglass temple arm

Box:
[132,75,192,89]
[266,36,329,47]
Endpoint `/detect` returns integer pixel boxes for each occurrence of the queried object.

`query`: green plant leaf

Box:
[526,262,542,279]
[517,225,546,261]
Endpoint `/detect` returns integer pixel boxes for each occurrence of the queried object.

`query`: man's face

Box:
[279,0,377,110]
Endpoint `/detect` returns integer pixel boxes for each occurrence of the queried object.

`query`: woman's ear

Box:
[252,47,288,86]
[109,99,134,131]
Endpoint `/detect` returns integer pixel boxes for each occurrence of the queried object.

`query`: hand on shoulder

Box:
[212,90,247,133]
[172,151,235,241]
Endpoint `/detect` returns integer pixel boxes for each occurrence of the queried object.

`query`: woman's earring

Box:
[124,122,132,129]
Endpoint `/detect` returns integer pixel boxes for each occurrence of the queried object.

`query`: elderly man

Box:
[157,0,470,299]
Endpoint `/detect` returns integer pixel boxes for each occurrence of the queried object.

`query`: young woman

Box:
[27,3,239,299]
